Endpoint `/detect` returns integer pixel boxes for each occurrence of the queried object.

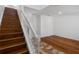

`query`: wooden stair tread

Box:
[0,7,29,54]
[0,41,26,50]
[0,32,23,35]
[0,37,24,42]
[0,7,22,33]
[0,32,23,40]
[9,48,28,54]
[0,37,25,45]
[0,43,28,54]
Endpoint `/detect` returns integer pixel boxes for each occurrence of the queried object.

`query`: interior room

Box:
[0,5,79,54]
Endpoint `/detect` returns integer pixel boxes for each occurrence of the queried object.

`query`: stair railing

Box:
[0,6,5,27]
[18,6,40,54]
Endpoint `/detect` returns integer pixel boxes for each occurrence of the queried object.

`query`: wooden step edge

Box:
[16,49,28,54]
[9,48,28,54]
[0,32,23,35]
[0,42,26,50]
[0,37,24,42]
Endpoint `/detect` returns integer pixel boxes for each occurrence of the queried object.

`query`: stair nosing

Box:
[0,42,26,50]
[0,32,23,35]
[0,37,24,42]
[12,49,28,54]
[19,50,28,54]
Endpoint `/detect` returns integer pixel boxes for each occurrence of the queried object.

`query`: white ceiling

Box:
[4,5,79,16]
[24,6,39,14]
[25,5,48,10]
[36,5,79,16]
[23,5,79,16]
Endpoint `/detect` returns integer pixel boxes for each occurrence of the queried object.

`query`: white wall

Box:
[31,15,41,36]
[0,6,5,26]
[22,6,54,37]
[19,6,79,41]
[41,15,53,37]
[54,15,79,40]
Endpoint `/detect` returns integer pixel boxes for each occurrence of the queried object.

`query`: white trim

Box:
[17,6,40,54]
[22,9,40,53]
[0,6,5,26]
[55,34,79,41]
[17,6,35,54]
[4,5,18,9]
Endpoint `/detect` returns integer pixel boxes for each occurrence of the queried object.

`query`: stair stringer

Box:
[17,6,40,54]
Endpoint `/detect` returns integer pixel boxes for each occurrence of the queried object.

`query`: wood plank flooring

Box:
[41,35,79,54]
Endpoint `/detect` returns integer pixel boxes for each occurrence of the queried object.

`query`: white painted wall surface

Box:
[19,6,79,41]
[31,15,41,36]
[0,6,5,26]
[54,15,79,40]
[41,15,53,37]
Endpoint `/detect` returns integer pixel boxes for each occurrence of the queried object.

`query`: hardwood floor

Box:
[41,35,79,54]
[0,7,29,54]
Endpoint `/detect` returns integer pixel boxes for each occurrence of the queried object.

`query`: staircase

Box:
[0,7,29,54]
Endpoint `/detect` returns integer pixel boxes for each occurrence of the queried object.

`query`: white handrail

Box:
[21,11,40,53]
[17,6,40,53]
[22,11,39,38]
[0,6,5,26]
